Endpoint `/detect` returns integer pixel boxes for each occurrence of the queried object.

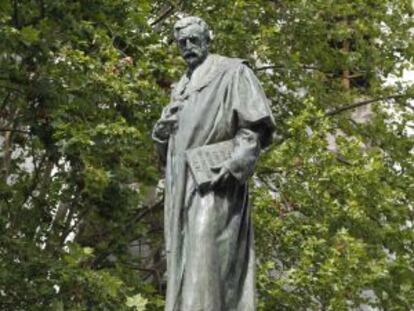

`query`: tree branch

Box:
[255,64,321,72]
[0,128,30,134]
[59,205,76,246]
[38,0,45,19]
[150,5,175,27]
[12,0,19,29]
[255,65,280,72]
[325,94,409,116]
[0,92,11,113]
[20,153,48,208]
[150,0,185,29]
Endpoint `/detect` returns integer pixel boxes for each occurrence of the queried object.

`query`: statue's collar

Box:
[172,54,241,100]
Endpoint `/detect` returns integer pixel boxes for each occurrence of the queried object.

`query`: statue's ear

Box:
[208,30,214,42]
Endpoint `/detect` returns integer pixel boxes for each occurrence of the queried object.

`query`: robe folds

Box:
[152,54,275,311]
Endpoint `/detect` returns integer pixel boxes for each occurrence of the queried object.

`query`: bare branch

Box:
[255,65,281,72]
[151,6,174,27]
[12,0,20,29]
[59,205,76,246]
[0,128,30,134]
[20,153,48,208]
[150,5,175,27]
[38,0,45,19]
[255,64,321,72]
[0,92,11,113]
[324,94,408,116]
[150,0,185,29]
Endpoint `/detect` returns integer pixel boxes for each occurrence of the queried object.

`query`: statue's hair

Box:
[173,16,212,42]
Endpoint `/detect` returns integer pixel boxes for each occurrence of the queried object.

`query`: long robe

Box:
[153,54,275,311]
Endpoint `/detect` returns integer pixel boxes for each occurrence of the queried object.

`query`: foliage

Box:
[0,0,413,310]
[0,0,171,309]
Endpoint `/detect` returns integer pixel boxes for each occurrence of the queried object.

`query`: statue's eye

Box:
[190,37,200,45]
[178,39,186,47]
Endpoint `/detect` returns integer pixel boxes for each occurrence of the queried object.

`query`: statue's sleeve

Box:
[232,63,275,147]
[224,128,260,183]
[224,64,275,183]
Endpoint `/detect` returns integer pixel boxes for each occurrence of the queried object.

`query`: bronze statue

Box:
[152,16,275,311]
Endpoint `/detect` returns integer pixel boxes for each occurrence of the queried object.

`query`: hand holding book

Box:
[185,139,234,192]
[210,164,232,190]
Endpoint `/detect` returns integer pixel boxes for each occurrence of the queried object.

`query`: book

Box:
[185,139,234,190]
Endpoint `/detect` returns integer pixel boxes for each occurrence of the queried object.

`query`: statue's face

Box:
[176,23,209,70]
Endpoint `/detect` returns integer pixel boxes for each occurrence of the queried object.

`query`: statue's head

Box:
[173,16,211,70]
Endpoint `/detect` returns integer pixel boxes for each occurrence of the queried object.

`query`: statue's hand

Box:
[153,102,183,140]
[210,165,231,190]
[153,115,178,141]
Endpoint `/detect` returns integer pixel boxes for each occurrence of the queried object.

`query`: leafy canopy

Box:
[0,0,413,310]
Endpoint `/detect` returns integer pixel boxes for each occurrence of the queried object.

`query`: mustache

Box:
[183,51,199,58]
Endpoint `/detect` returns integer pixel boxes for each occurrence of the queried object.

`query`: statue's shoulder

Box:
[171,54,250,98]
[212,54,248,72]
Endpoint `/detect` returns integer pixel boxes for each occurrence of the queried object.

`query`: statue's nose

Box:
[184,39,195,49]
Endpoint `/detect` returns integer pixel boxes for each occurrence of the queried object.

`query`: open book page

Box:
[185,139,234,189]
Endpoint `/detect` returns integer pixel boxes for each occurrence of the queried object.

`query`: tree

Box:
[0,1,172,309]
[1,0,413,310]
